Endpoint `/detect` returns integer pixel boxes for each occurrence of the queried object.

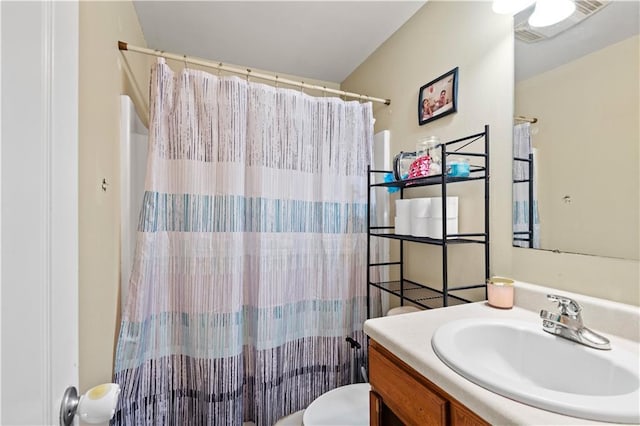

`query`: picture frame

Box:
[418,67,458,126]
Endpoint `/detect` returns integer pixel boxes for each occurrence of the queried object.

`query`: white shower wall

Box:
[372,130,391,315]
[120,96,148,311]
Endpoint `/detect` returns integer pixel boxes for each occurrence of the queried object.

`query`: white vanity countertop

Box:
[364,295,640,425]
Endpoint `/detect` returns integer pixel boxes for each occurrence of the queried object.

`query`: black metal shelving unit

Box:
[366,125,490,318]
[513,153,534,248]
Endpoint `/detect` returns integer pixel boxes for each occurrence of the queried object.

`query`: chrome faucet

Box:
[540,294,611,350]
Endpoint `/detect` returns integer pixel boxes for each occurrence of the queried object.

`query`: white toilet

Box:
[276,305,421,425]
[303,383,371,425]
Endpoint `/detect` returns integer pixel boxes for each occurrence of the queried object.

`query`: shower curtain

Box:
[513,122,540,248]
[113,58,374,425]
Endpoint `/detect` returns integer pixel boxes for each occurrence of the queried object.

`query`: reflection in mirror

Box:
[512,1,639,260]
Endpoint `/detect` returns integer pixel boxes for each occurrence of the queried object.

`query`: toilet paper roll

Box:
[428,217,459,239]
[395,216,411,235]
[411,216,429,237]
[429,196,458,219]
[395,199,412,218]
[410,197,431,218]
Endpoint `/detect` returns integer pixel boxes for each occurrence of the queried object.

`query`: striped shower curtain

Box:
[112,58,374,425]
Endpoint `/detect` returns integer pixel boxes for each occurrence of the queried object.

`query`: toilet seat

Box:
[303,383,370,426]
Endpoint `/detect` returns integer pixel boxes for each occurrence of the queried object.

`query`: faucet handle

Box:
[547,294,582,317]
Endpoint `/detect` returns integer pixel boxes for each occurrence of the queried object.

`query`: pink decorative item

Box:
[407,155,431,180]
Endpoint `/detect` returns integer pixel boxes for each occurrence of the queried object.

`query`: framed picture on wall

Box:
[418,67,458,126]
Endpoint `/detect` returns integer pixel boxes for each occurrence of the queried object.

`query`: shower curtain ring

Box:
[275,75,279,88]
[300,81,305,94]
[183,55,188,70]
[218,62,223,77]
[246,69,251,83]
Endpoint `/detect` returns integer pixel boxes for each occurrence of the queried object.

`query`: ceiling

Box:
[133,1,425,83]
[515,1,640,81]
[133,1,638,84]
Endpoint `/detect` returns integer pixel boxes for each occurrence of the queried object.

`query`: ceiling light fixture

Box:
[528,0,576,27]
[492,0,536,15]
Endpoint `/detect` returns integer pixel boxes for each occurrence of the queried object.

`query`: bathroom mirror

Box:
[512,1,639,260]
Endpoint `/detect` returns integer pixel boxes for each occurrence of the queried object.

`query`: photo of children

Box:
[418,68,458,125]
[421,79,453,119]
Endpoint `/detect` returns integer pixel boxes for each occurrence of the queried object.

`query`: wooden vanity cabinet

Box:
[368,340,489,426]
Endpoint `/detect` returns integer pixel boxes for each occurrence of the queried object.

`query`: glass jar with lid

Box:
[417,136,441,176]
[416,135,439,158]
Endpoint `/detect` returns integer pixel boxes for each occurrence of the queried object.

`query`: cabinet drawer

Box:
[369,343,447,425]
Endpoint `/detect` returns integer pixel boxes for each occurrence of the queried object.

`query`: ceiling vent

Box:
[515,0,610,43]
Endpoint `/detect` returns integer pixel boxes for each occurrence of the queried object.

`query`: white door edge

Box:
[0,1,79,424]
[49,0,80,421]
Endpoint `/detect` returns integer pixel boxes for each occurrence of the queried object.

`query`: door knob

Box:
[59,383,120,425]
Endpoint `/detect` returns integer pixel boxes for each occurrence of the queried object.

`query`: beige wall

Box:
[516,35,639,260]
[79,0,150,393]
[342,1,639,306]
[342,1,514,302]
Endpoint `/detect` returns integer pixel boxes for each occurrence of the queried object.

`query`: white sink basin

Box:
[432,318,640,423]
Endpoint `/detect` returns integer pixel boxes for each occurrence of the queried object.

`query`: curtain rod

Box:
[118,41,391,106]
[514,115,538,123]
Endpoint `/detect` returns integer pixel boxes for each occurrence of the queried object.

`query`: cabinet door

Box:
[369,344,447,425]
[371,390,406,426]
[370,391,383,426]
[368,340,490,426]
